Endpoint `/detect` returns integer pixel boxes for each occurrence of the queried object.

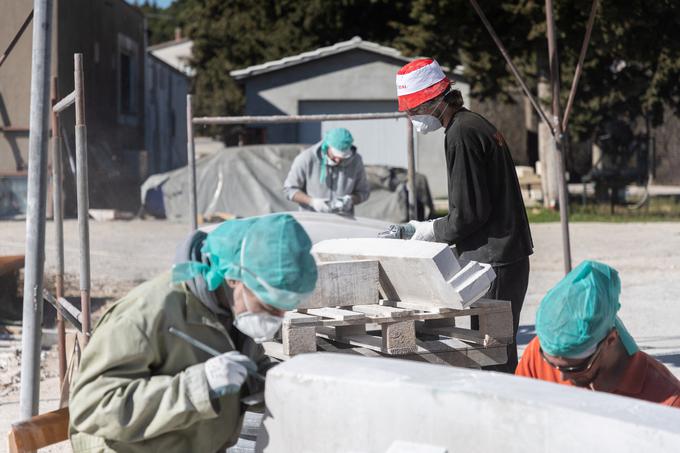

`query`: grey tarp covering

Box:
[140,144,433,223]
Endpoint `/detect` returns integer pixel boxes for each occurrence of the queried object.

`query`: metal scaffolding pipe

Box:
[19,0,53,420]
[546,0,573,274]
[468,0,555,136]
[52,90,75,113]
[50,76,66,386]
[406,121,417,220]
[0,9,33,69]
[193,112,406,125]
[186,94,197,231]
[74,53,91,341]
[562,0,599,133]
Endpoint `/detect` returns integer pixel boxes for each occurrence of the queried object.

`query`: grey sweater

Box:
[283,141,370,212]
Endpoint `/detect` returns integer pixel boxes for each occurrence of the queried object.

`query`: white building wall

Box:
[242,49,469,198]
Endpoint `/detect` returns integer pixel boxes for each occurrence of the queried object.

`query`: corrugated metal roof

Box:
[230,36,464,80]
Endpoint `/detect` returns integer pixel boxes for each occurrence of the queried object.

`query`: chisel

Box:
[168,326,266,382]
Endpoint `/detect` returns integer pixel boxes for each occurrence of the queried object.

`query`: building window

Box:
[117,34,140,125]
[120,52,133,114]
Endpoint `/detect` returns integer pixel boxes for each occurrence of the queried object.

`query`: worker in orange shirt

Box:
[516,260,680,408]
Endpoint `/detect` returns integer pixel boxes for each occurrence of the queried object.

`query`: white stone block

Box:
[299,260,379,309]
[259,354,680,453]
[313,238,493,308]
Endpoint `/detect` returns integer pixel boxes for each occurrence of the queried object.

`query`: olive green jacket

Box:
[69,272,266,452]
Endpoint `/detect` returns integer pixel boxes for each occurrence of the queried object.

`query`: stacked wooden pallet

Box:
[266,239,513,369]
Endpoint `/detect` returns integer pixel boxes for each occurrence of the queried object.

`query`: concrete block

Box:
[381,321,417,355]
[260,354,680,453]
[472,299,513,341]
[281,324,316,356]
[447,260,495,306]
[299,260,379,309]
[314,239,470,308]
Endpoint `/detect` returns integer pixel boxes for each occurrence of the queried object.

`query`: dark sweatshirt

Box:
[433,109,533,266]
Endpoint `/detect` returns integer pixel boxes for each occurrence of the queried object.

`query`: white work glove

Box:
[338,195,354,213]
[204,351,256,398]
[409,220,435,241]
[310,198,332,213]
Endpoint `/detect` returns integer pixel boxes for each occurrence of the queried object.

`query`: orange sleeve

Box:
[515,337,541,378]
[668,395,680,409]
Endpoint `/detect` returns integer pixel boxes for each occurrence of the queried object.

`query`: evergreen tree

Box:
[395,0,680,141]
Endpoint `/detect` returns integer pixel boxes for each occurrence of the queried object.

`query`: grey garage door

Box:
[298,100,410,168]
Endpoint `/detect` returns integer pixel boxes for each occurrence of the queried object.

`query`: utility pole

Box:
[545,0,572,273]
[20,0,53,420]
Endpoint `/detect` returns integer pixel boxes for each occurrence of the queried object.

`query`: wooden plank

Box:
[298,260,379,309]
[284,311,320,326]
[8,407,69,453]
[0,255,24,276]
[306,307,366,321]
[334,324,366,339]
[417,325,495,345]
[351,304,414,318]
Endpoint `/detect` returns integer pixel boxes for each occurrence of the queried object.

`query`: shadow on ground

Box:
[517,324,536,346]
[653,353,680,368]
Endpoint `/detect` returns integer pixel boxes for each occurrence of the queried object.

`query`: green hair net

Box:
[319,128,354,184]
[324,127,354,151]
[172,214,318,310]
[536,260,638,358]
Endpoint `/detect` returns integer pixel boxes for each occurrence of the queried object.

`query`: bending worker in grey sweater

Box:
[283,127,370,215]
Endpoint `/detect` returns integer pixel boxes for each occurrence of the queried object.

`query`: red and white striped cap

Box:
[396,58,450,112]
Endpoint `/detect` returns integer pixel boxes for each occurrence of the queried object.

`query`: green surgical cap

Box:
[173,214,318,310]
[324,128,354,151]
[536,260,638,358]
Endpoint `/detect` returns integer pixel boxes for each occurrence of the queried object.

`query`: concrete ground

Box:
[0,219,679,451]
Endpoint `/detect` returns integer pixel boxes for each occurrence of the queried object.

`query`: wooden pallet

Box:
[277,298,512,368]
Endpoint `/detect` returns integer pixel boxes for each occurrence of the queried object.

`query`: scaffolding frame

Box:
[185,94,417,231]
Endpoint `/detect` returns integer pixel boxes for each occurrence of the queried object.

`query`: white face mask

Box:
[233,287,283,343]
[410,95,446,134]
[410,115,443,134]
[325,155,339,166]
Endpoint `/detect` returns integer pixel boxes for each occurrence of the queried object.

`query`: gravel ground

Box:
[1,218,679,451]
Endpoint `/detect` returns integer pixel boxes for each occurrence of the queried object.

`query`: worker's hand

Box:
[310,198,332,213]
[338,195,354,212]
[408,220,435,241]
[378,223,415,239]
[204,351,257,398]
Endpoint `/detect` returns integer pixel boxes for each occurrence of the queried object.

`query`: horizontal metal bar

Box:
[43,289,82,331]
[0,126,30,133]
[193,112,407,125]
[52,91,75,113]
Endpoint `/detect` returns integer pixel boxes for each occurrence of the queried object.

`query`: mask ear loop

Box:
[430,92,448,122]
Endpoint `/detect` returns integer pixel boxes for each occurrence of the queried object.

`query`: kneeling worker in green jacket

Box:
[69,213,318,452]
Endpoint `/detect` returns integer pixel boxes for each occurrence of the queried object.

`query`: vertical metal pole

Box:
[186,94,197,230]
[561,0,599,133]
[406,120,417,220]
[74,53,91,342]
[546,0,572,274]
[51,76,66,385]
[19,0,53,420]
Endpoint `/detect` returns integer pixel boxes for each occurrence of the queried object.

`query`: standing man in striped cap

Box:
[392,58,534,372]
